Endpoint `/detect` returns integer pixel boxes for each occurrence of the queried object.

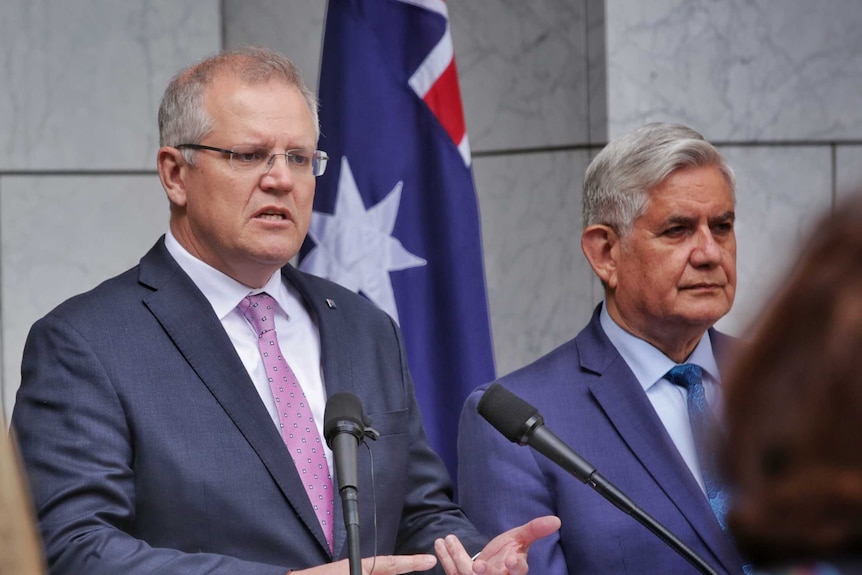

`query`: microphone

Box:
[477,383,720,575]
[323,392,377,575]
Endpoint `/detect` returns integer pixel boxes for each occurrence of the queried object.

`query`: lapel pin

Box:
[325,298,337,309]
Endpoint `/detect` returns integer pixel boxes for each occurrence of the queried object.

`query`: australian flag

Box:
[300,0,496,480]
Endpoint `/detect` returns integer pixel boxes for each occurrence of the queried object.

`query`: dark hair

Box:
[722,193,862,566]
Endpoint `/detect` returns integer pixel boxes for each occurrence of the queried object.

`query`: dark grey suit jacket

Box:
[458,305,747,575]
[13,237,485,574]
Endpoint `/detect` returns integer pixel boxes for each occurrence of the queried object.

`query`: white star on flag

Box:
[299,156,427,323]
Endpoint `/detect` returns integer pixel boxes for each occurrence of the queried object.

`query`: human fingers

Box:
[510,515,560,546]
[361,553,438,574]
[434,535,474,575]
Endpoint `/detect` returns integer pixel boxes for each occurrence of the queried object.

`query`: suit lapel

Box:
[579,310,742,573]
[137,240,333,556]
[282,266,355,399]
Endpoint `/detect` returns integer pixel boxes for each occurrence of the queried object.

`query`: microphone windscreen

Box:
[323,392,364,443]
[477,383,539,443]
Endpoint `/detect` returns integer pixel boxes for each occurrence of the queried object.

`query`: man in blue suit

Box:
[458,123,748,574]
[11,47,558,575]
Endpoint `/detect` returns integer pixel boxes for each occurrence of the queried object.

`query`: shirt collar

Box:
[599,302,721,392]
[164,230,293,320]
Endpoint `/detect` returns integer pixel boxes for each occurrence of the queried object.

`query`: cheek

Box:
[724,246,737,280]
[194,191,236,227]
[725,260,737,285]
[629,249,675,284]
[295,187,315,225]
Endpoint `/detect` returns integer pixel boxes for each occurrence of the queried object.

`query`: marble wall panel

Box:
[0,1,220,171]
[450,0,594,152]
[222,1,327,94]
[836,145,862,201]
[227,1,601,152]
[474,149,598,377]
[1,175,168,421]
[714,145,833,336]
[586,0,608,144]
[606,0,862,141]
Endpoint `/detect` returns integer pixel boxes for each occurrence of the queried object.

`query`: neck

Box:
[605,303,708,363]
[167,221,282,289]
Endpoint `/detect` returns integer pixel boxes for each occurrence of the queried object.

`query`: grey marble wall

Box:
[607,0,862,142]
[0,1,221,421]
[449,0,605,375]
[3,0,861,420]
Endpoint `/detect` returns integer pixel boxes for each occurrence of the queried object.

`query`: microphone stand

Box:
[526,417,721,575]
[342,428,379,575]
[333,433,362,575]
[323,392,379,575]
[479,384,721,575]
[330,431,362,575]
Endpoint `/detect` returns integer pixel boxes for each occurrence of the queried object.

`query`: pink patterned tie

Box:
[238,292,334,551]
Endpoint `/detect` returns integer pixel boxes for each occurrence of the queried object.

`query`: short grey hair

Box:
[582,122,735,235]
[157,46,320,165]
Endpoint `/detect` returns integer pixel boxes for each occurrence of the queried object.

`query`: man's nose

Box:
[691,227,722,264]
[261,154,296,189]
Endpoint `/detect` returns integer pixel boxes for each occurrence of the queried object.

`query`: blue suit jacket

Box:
[458,305,747,574]
[12,237,485,574]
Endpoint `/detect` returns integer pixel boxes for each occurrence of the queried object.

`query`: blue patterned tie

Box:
[665,364,730,530]
[667,365,752,574]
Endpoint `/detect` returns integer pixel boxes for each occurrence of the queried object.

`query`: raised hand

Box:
[434,515,561,575]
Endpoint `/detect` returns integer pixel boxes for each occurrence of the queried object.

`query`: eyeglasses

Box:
[176,144,328,177]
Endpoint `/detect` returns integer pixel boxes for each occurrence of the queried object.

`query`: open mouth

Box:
[256,211,287,221]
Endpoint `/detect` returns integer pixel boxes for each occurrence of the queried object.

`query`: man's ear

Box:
[157,146,189,208]
[581,224,621,289]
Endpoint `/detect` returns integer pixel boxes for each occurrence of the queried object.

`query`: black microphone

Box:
[477,383,721,575]
[323,392,377,575]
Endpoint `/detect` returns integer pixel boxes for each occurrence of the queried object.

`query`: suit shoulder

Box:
[37,265,143,326]
[48,266,139,315]
[487,314,612,401]
[492,336,582,395]
[289,267,394,322]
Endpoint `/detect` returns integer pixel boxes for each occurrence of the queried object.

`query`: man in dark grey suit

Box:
[458,123,748,574]
[12,46,558,575]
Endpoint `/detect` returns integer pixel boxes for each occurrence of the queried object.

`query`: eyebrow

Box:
[662,211,735,227]
[709,211,736,225]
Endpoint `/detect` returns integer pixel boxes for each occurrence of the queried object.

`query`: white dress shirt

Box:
[599,303,722,494]
[164,231,332,469]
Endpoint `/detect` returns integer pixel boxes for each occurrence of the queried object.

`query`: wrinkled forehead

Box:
[203,77,316,138]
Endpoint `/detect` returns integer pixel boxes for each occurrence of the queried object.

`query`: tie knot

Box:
[665,363,704,391]
[238,292,277,336]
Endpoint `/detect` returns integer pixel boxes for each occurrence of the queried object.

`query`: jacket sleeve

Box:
[457,386,569,575]
[11,313,288,575]
[378,315,489,570]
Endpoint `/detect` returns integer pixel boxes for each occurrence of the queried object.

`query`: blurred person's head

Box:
[723,193,862,566]
[581,122,737,362]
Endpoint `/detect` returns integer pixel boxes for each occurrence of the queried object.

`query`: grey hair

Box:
[157,46,320,165]
[582,122,735,235]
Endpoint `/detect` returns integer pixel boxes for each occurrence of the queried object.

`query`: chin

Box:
[251,239,301,263]
[682,306,731,328]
